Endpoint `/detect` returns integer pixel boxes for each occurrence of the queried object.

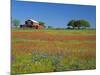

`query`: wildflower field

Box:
[11,29,96,75]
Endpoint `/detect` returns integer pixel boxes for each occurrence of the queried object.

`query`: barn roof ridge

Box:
[29,19,39,23]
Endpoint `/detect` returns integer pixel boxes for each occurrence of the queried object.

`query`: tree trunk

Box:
[73,26,75,29]
[78,26,80,29]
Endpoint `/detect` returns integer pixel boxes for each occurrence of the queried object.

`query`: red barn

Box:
[20,19,44,29]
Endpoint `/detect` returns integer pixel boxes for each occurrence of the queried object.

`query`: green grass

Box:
[11,29,96,75]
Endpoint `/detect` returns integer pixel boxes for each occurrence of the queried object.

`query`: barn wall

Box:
[38,25,44,29]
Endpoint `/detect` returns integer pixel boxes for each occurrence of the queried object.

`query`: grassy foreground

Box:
[11,29,96,75]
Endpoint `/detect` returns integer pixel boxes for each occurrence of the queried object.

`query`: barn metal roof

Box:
[29,19,39,23]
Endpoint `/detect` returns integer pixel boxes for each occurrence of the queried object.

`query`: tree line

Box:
[12,19,90,29]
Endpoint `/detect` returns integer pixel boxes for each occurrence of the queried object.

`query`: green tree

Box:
[48,26,53,29]
[39,21,46,28]
[79,20,90,29]
[67,20,76,29]
[74,20,81,29]
[67,20,91,29]
[12,19,20,28]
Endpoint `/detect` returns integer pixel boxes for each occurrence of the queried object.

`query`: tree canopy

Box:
[12,19,20,28]
[67,19,90,29]
[79,20,90,28]
[48,26,53,29]
[67,20,76,29]
[39,21,46,28]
